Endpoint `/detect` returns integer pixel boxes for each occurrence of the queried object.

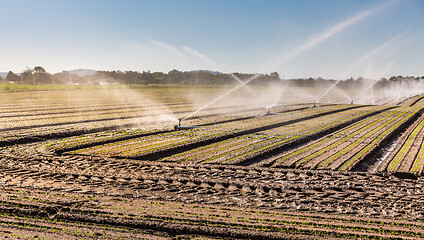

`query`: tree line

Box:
[0,66,422,87]
[0,67,282,86]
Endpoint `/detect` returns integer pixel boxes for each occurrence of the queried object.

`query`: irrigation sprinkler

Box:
[256,105,280,118]
[264,103,279,115]
[173,118,200,131]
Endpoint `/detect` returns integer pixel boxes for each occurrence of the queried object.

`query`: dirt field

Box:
[1,86,424,239]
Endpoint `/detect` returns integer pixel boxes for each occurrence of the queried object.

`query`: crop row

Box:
[0,100,148,115]
[0,186,423,240]
[337,106,421,171]
[269,106,421,171]
[46,103,311,153]
[270,108,402,168]
[0,103,188,130]
[65,105,361,159]
[0,103,308,147]
[0,99,267,123]
[383,113,424,175]
[398,94,424,107]
[160,106,387,165]
[0,99,301,132]
[0,101,189,120]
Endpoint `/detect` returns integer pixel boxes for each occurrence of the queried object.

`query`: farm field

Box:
[2,86,424,239]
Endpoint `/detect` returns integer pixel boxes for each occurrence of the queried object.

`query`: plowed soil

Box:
[1,149,424,239]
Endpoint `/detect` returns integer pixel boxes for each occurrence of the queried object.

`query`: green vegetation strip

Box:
[316,108,410,169]
[167,107,375,164]
[388,116,424,173]
[76,105,358,159]
[282,109,398,168]
[411,135,424,175]
[221,111,367,164]
[339,107,421,171]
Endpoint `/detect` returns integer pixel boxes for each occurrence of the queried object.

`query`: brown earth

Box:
[1,148,424,239]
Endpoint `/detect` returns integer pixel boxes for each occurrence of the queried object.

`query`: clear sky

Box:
[0,0,423,79]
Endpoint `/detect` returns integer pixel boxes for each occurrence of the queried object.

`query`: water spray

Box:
[181,74,261,122]
[256,103,280,118]
[174,74,261,128]
[265,103,277,115]
[352,79,381,104]
[315,80,341,104]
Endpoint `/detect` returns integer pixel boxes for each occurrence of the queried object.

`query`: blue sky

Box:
[0,0,423,79]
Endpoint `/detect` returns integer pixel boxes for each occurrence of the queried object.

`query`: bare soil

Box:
[2,149,424,239]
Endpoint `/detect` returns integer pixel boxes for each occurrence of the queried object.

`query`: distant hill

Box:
[0,72,7,78]
[68,69,97,77]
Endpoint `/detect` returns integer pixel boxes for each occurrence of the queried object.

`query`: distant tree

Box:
[34,66,46,73]
[6,71,21,82]
[35,66,52,84]
[270,72,280,79]
[165,69,184,84]
[140,71,154,84]
[20,66,52,84]
[21,68,34,84]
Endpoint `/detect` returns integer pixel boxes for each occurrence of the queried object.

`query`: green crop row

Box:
[410,136,424,175]
[166,107,376,164]
[316,108,411,169]
[271,107,389,167]
[290,109,398,168]
[389,116,424,173]
[340,107,420,171]
[223,111,365,165]
[72,105,350,158]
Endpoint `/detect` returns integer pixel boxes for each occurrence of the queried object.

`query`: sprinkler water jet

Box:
[181,74,261,121]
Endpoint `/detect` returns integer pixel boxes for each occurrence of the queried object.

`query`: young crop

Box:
[71,105,352,158]
[165,106,378,164]
[388,116,424,173]
[340,107,420,171]
[271,107,391,168]
[411,140,424,175]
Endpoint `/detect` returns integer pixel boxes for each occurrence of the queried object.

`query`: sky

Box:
[0,0,423,79]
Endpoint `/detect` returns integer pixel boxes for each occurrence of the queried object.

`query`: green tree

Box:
[20,66,52,84]
[6,71,21,82]
[270,72,280,79]
[33,66,51,84]
[21,68,34,84]
[34,66,46,73]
